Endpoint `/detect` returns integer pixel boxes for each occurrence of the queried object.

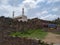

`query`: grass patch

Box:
[10,29,48,39]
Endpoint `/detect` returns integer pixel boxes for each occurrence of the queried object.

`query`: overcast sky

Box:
[0,0,60,21]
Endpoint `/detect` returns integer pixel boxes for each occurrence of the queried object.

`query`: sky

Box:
[0,0,60,21]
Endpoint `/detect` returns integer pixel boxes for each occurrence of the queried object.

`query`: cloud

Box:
[0,0,60,21]
[35,9,60,21]
[0,0,9,5]
[0,4,28,17]
[0,5,14,17]
[22,0,45,9]
[52,7,59,11]
[36,10,48,16]
[40,14,59,21]
[41,10,48,14]
[0,0,28,17]
[29,10,49,19]
[47,0,60,4]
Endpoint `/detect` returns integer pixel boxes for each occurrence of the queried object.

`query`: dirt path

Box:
[42,32,60,44]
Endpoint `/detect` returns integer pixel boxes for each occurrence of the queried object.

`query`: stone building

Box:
[13,8,27,22]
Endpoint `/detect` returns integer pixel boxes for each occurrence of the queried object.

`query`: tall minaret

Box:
[22,8,24,16]
[13,11,14,19]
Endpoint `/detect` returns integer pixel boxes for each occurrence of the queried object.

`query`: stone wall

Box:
[0,37,50,45]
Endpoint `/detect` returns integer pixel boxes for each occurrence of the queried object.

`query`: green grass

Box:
[10,29,48,39]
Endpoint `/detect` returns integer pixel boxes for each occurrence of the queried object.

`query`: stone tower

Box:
[13,11,14,19]
[22,8,24,16]
[14,8,27,22]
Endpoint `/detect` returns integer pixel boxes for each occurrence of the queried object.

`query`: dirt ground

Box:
[42,32,60,45]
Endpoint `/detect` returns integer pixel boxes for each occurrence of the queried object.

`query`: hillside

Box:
[0,16,60,45]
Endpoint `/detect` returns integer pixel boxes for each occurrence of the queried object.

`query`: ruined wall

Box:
[0,37,50,45]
